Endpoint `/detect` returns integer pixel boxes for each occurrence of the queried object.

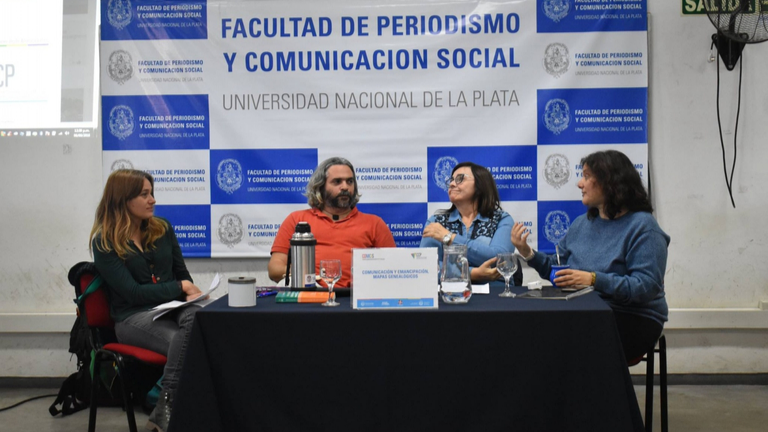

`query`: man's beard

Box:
[323,189,354,209]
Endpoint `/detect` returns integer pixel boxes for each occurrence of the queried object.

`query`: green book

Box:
[276,291,332,303]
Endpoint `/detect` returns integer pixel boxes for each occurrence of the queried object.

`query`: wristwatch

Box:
[442,233,452,245]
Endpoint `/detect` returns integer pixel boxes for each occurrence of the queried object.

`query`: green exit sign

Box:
[682,0,758,14]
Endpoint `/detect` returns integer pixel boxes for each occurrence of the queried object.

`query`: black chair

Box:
[628,334,668,432]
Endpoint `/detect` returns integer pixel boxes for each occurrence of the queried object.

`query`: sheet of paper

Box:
[151,300,185,311]
[471,283,490,294]
[152,273,222,320]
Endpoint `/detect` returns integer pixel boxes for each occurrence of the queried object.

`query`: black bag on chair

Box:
[50,262,154,416]
[50,262,121,416]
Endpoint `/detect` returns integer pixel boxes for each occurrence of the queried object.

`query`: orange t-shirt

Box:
[271,208,396,288]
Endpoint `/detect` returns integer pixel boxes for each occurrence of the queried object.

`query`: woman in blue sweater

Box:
[511,150,669,361]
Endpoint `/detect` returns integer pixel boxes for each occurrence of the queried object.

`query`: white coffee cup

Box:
[228,276,256,307]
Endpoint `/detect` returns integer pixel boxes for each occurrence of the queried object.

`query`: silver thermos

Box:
[289,222,316,289]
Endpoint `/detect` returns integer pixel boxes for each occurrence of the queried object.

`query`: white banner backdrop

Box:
[100,0,649,257]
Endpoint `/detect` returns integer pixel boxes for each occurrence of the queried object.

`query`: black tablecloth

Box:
[170,286,643,432]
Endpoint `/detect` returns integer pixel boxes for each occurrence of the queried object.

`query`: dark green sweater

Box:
[92,219,190,322]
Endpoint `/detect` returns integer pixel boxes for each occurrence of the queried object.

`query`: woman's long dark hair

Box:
[581,150,653,220]
[444,162,501,218]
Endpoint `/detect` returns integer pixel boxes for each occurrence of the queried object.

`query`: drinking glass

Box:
[319,260,341,307]
[496,253,518,298]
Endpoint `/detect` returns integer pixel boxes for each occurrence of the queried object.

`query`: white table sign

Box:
[352,248,438,309]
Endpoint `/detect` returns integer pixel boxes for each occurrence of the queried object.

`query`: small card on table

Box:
[351,248,438,310]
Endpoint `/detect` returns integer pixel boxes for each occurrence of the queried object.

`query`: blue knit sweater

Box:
[528,211,670,325]
[419,208,514,268]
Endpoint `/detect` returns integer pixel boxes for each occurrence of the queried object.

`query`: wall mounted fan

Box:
[705,0,768,70]
[703,0,768,208]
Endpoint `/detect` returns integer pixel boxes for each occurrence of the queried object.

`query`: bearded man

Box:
[268,157,396,288]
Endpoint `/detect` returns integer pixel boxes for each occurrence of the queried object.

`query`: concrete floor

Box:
[634,385,768,432]
[1,385,767,431]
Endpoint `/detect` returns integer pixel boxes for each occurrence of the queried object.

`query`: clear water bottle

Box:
[289,222,316,290]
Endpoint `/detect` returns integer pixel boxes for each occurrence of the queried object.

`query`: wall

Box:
[643,0,768,374]
[650,5,768,309]
[1,0,767,377]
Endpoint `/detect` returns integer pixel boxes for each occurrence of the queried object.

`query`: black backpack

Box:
[49,262,129,416]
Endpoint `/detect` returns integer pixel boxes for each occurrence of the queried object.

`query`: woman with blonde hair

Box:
[90,169,202,432]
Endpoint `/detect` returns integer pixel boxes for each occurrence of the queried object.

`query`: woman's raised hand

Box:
[511,222,532,258]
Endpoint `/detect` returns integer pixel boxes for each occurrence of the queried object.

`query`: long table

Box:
[170,286,644,432]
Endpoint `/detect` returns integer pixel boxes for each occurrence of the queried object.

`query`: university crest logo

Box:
[108,105,135,140]
[433,156,458,192]
[544,98,570,135]
[216,159,243,195]
[543,0,571,23]
[544,154,570,190]
[110,159,134,172]
[217,213,243,248]
[544,210,571,244]
[543,43,570,78]
[107,0,133,30]
[108,50,133,85]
